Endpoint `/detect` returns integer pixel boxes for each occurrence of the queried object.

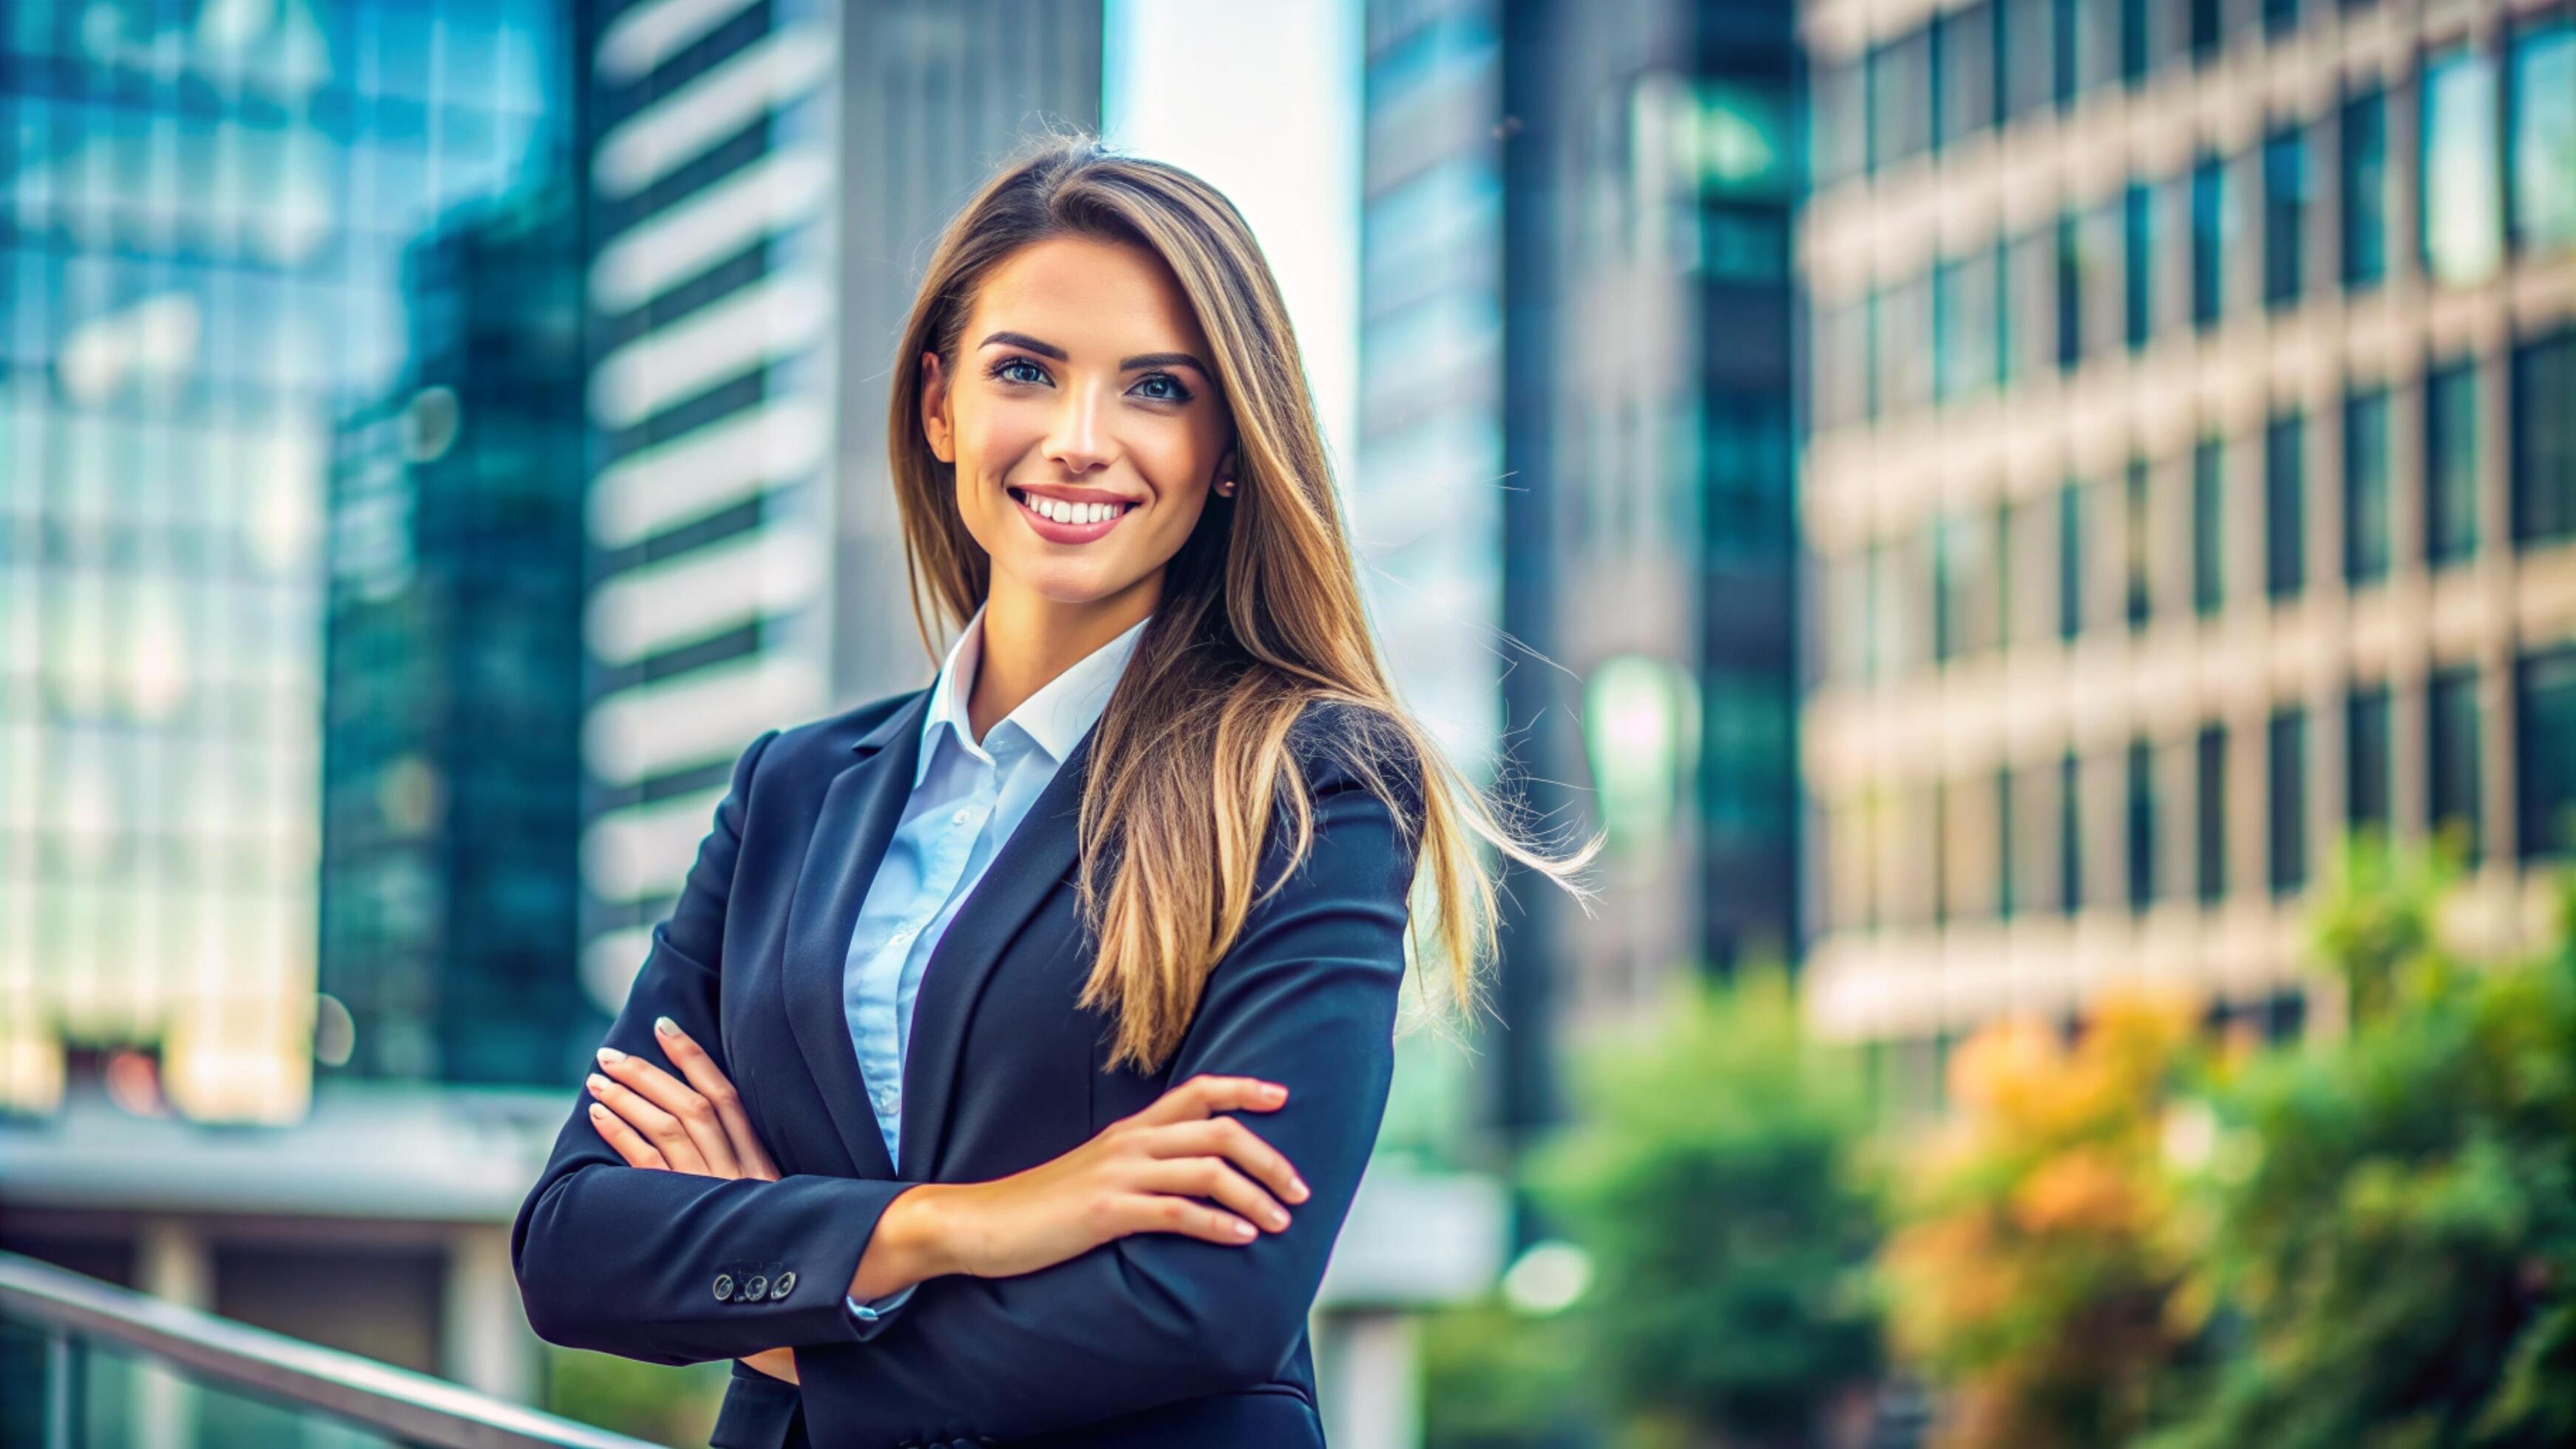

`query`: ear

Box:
[919,350,955,464]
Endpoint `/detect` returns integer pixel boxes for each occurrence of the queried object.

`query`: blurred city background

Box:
[1,0,2572,1445]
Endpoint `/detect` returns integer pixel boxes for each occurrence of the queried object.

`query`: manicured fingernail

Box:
[586,1074,609,1093]
[596,1046,626,1065]
[1262,1084,1287,1101]
[1290,1176,1310,1201]
[589,1104,609,1119]
[1233,1220,1257,1238]
[654,1016,679,1037]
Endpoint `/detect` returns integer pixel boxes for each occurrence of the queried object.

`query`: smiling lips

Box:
[1009,486,1136,543]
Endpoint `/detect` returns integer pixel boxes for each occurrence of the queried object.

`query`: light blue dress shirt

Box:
[838,602,1150,1328]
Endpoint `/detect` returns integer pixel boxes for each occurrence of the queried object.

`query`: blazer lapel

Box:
[778,688,929,1183]
[897,717,1097,1183]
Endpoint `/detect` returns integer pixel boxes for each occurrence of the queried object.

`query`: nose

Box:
[1044,380,1116,475]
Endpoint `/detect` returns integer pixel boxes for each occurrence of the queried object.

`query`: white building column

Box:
[443,1225,542,1402]
[136,1218,211,1449]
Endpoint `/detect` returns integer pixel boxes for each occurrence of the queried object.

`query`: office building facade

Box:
[574,0,1105,1013]
[1797,0,2576,1111]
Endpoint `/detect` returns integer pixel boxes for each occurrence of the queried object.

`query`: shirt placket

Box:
[880,756,1001,1149]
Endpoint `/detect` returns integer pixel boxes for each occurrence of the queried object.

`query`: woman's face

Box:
[922,234,1236,611]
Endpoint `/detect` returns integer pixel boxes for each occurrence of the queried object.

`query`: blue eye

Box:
[1135,373,1193,403]
[993,358,1047,385]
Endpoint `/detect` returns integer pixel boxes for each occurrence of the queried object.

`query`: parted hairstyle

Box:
[886,129,1602,1074]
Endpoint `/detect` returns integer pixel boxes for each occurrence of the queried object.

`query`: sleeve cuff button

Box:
[771,1270,797,1300]
[711,1274,736,1302]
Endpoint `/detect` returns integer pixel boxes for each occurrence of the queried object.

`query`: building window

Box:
[2424,49,2504,287]
[2005,230,2055,381]
[2348,683,2391,835]
[1936,509,2001,659]
[2004,0,2057,121]
[2073,0,2120,95]
[2263,125,2308,308]
[1933,251,2000,402]
[2509,18,2576,255]
[2429,665,2484,867]
[2190,0,2223,63]
[1939,2,2001,149]
[2192,154,2231,327]
[2265,413,2306,597]
[2521,646,2576,861]
[2196,724,2228,901]
[1869,26,1936,171]
[2193,437,2226,614]
[2342,88,2389,287]
[2426,361,2481,566]
[2124,457,2152,628]
[2268,707,2308,894]
[2059,479,2088,639]
[2060,749,2085,912]
[2345,387,2392,583]
[1814,57,1868,186]
[2126,738,2157,909]
[2123,181,2155,348]
[2514,330,2576,544]
[1996,767,2018,918]
[2056,211,2084,367]
[2053,0,2081,106]
[2121,0,2150,84]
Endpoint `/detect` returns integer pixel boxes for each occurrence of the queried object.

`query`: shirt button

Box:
[951,807,973,824]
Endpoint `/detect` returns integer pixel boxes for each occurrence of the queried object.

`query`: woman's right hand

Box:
[897,1074,1313,1284]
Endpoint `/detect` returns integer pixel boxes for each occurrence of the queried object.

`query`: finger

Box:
[586,1071,711,1175]
[597,1045,739,1177]
[589,1102,670,1170]
[651,1017,778,1181]
[1143,1118,1311,1206]
[1134,1156,1292,1235]
[1122,1190,1265,1247]
[1128,1073,1288,1128]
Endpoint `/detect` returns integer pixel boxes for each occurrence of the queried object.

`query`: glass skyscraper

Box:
[322,180,589,1087]
[0,0,575,1121]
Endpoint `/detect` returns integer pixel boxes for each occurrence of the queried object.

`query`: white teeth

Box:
[1022,492,1125,526]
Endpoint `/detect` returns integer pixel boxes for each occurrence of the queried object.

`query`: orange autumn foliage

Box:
[1881,991,2205,1449]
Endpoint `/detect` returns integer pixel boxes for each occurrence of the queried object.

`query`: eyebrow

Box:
[977,330,1210,379]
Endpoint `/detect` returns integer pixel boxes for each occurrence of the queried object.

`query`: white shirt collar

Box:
[918,603,1150,786]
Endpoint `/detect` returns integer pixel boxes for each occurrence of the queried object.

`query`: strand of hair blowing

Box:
[882,125,1603,1076]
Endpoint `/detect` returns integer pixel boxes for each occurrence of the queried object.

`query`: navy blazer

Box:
[511,685,1426,1448]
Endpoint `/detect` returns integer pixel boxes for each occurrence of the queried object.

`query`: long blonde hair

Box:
[886,129,1601,1073]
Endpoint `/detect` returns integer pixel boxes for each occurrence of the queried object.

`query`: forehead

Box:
[969,234,1212,359]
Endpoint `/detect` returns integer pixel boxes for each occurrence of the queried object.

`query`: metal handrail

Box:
[0,1250,657,1449]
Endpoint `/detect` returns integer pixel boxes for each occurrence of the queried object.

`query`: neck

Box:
[966,571,1159,744]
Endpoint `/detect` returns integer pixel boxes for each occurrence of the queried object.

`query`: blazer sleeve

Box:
[510,727,921,1363]
[793,736,1428,1447]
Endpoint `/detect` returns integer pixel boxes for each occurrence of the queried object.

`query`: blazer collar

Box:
[788,682,1100,1183]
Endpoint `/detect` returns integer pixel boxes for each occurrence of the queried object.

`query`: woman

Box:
[512,132,1597,1448]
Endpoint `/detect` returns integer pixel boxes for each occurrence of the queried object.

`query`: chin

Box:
[1008,560,1141,606]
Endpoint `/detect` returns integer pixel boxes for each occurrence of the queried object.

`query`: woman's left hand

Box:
[586,1016,797,1385]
